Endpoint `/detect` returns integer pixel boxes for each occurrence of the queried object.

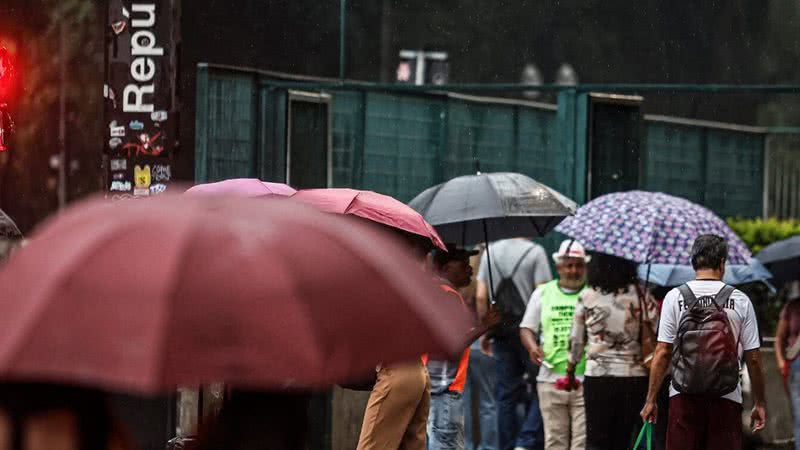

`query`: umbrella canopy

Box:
[184,178,296,197]
[0,195,471,394]
[408,172,577,245]
[291,188,446,251]
[637,259,773,287]
[0,208,21,241]
[556,191,751,265]
[756,235,800,286]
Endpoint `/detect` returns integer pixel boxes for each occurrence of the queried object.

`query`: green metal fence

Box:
[194,64,778,223]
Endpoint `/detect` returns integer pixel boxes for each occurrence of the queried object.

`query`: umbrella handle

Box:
[483,219,495,305]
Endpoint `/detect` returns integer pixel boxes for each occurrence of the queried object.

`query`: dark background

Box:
[2,0,800,232]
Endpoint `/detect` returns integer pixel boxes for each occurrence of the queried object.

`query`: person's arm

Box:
[640,342,672,423]
[476,280,489,321]
[745,349,767,432]
[566,299,587,372]
[520,328,543,365]
[775,308,789,376]
[641,289,679,423]
[519,288,544,365]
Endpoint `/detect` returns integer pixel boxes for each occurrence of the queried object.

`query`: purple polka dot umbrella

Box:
[555,191,751,265]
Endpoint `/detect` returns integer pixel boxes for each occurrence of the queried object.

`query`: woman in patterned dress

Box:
[566,253,658,450]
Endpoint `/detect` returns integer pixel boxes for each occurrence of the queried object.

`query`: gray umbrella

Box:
[408,172,577,245]
[409,172,576,306]
[756,235,800,287]
[0,208,21,241]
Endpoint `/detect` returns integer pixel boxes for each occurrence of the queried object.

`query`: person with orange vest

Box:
[425,244,480,450]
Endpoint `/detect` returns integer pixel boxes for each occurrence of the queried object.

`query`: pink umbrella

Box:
[291,188,446,251]
[185,178,296,197]
[0,195,471,393]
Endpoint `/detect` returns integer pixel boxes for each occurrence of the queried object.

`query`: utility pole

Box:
[57,19,68,209]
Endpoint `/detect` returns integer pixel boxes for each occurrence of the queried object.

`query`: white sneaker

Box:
[514,447,531,450]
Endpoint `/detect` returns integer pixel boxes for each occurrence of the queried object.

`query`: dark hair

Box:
[690,234,728,270]
[587,252,638,294]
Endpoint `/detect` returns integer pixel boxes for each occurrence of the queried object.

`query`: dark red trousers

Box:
[667,394,743,450]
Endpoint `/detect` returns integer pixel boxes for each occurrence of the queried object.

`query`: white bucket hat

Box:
[553,239,591,263]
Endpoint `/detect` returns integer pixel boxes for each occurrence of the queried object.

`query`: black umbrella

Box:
[0,208,21,241]
[409,172,576,303]
[408,172,577,245]
[756,235,800,287]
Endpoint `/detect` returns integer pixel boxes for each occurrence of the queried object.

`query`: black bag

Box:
[671,284,740,396]
[490,246,535,339]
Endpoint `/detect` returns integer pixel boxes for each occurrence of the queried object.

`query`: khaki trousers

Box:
[357,362,431,450]
[537,382,586,450]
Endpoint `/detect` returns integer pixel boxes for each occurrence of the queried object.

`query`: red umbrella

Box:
[291,188,446,250]
[0,195,470,393]
[184,178,296,197]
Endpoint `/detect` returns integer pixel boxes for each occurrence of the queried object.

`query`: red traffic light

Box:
[0,47,15,102]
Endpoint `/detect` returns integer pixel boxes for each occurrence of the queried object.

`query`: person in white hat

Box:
[519,240,589,450]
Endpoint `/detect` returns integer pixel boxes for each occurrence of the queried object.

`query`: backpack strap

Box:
[491,245,535,299]
[677,284,698,310]
[509,245,536,278]
[713,284,736,308]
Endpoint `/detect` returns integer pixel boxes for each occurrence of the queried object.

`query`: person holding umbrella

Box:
[425,244,480,450]
[477,238,552,450]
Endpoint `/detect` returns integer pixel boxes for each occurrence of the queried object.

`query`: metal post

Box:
[57,19,68,210]
[339,0,346,79]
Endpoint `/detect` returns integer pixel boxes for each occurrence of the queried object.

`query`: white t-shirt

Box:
[658,280,760,403]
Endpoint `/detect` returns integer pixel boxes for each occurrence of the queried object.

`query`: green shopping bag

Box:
[632,422,652,450]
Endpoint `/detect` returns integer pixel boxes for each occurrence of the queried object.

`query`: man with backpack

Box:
[476,238,552,450]
[640,234,767,450]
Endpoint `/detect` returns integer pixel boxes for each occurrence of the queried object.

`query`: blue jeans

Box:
[464,340,498,450]
[494,338,544,450]
[790,358,800,450]
[429,391,466,450]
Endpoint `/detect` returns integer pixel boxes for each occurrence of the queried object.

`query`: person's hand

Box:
[640,401,658,424]
[751,402,766,432]
[528,345,544,366]
[483,308,502,329]
[778,359,788,378]
[479,335,493,357]
[566,366,579,391]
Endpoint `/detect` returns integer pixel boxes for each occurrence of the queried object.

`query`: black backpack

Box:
[671,284,740,396]
[491,246,534,339]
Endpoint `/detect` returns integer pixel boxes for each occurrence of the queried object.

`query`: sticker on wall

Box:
[151,111,168,122]
[111,21,127,35]
[110,159,127,171]
[110,126,125,137]
[129,120,144,131]
[109,138,123,149]
[149,183,167,195]
[133,188,150,197]
[112,172,126,181]
[134,165,151,189]
[150,164,171,182]
[110,181,132,192]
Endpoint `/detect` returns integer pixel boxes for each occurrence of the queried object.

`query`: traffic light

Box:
[0,47,15,152]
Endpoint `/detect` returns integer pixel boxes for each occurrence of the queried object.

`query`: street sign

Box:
[105,0,173,198]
